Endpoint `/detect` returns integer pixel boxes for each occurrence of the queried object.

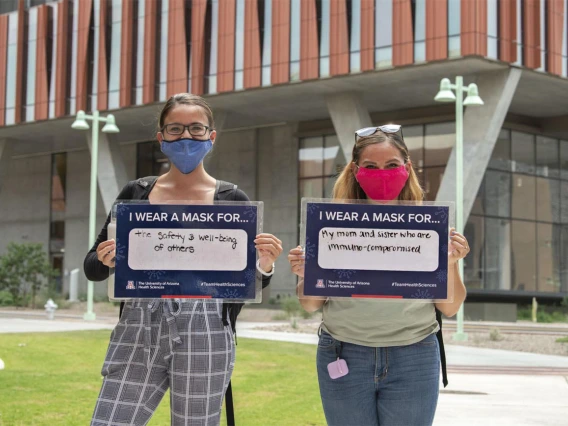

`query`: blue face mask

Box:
[160,138,213,174]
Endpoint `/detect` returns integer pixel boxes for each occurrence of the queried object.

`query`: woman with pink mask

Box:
[288,125,469,426]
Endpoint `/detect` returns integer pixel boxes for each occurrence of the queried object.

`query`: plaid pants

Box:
[91,299,235,426]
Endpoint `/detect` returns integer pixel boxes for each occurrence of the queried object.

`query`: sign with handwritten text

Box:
[302,200,450,299]
[113,203,261,299]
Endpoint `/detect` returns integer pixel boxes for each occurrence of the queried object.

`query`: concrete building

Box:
[1,0,568,310]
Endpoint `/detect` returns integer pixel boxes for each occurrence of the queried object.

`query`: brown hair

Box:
[158,93,215,130]
[333,131,424,201]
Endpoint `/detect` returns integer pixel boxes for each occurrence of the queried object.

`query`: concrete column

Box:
[257,123,299,299]
[0,139,14,189]
[86,133,129,213]
[326,92,373,161]
[436,68,522,220]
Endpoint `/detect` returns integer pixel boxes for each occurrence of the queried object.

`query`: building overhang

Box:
[2,56,568,157]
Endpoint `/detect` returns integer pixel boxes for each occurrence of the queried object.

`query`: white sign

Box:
[318,227,439,272]
[128,228,248,271]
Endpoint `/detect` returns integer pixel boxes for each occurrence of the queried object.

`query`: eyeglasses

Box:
[355,124,403,142]
[161,123,212,138]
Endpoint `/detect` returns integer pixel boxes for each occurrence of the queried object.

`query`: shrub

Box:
[0,243,58,308]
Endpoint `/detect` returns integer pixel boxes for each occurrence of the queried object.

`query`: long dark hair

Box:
[158,93,215,130]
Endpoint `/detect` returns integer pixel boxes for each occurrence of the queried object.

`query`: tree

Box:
[0,243,58,308]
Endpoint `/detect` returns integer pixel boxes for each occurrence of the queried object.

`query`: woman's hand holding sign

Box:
[288,246,327,312]
[447,228,470,266]
[97,239,116,268]
[255,233,283,273]
[288,246,305,278]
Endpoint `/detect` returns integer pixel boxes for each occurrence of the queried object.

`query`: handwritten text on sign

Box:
[128,228,248,271]
[318,227,439,271]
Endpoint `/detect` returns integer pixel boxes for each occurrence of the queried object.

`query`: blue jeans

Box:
[317,331,440,426]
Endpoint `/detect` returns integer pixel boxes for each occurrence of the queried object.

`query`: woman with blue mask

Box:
[84,93,283,426]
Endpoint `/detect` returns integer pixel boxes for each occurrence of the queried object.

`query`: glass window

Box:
[289,0,301,81]
[537,224,561,292]
[324,175,336,198]
[26,7,38,121]
[5,12,18,124]
[108,0,122,108]
[404,125,424,168]
[561,180,568,225]
[319,0,330,77]
[511,131,535,174]
[485,218,512,290]
[423,167,444,202]
[564,0,568,77]
[561,225,568,292]
[538,0,545,72]
[135,0,145,104]
[300,178,324,199]
[487,0,498,59]
[511,174,536,220]
[50,153,67,292]
[464,215,484,289]
[514,0,522,65]
[536,136,560,178]
[323,135,345,176]
[488,129,511,171]
[91,0,101,108]
[299,134,344,200]
[350,0,361,72]
[375,0,392,68]
[207,0,219,94]
[425,122,454,167]
[234,0,246,89]
[485,170,510,217]
[159,0,169,100]
[0,0,18,14]
[448,0,461,57]
[299,137,324,178]
[413,0,426,62]
[471,176,484,216]
[511,220,537,291]
[69,0,79,114]
[561,140,568,180]
[48,2,58,118]
[137,141,169,177]
[536,177,561,223]
[261,0,271,86]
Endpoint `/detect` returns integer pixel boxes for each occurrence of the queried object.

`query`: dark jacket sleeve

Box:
[83,182,134,282]
[233,188,272,289]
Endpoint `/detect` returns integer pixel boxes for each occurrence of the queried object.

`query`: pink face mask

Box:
[355,165,409,201]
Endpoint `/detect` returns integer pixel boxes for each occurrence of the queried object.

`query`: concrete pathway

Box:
[0,318,115,333]
[435,374,568,426]
[235,322,568,368]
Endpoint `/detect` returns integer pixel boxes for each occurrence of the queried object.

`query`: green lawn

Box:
[0,331,325,426]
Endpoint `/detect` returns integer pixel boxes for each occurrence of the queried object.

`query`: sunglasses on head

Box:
[354,124,403,142]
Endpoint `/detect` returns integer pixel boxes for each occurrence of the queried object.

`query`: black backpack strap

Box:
[216,180,238,201]
[225,381,235,426]
[435,308,448,387]
[136,176,159,192]
[217,180,238,330]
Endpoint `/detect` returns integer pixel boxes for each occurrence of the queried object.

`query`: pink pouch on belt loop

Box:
[328,358,349,379]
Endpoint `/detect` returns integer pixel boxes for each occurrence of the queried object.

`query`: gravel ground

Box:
[253,319,568,357]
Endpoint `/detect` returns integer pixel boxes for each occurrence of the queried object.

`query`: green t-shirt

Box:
[321,298,439,347]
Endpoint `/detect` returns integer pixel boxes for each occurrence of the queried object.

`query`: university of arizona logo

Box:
[126,281,136,290]
[316,279,325,288]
